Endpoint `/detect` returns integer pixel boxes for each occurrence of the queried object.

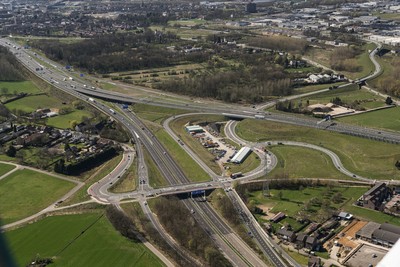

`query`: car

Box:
[353,174,356,178]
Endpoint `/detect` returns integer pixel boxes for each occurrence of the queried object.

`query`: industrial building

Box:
[231,146,251,164]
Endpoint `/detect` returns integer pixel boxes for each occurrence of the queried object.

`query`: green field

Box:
[248,186,400,226]
[5,213,165,267]
[249,186,366,220]
[301,84,385,110]
[267,146,349,179]
[236,119,400,180]
[0,169,75,224]
[0,162,16,176]
[338,107,400,132]
[5,95,61,113]
[132,104,187,124]
[0,80,43,94]
[47,110,93,129]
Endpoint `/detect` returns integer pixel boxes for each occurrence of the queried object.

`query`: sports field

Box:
[0,169,75,224]
[5,213,165,267]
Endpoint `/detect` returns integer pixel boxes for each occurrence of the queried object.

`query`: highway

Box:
[0,37,397,266]
[2,38,400,147]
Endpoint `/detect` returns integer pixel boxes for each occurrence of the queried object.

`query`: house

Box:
[361,183,391,211]
[277,228,296,242]
[295,233,308,248]
[305,236,318,250]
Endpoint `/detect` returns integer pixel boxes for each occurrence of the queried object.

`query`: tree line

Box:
[0,47,24,81]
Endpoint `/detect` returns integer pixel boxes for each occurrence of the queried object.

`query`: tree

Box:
[385,97,393,105]
[395,160,400,170]
[70,120,78,129]
[332,192,343,204]
[6,145,16,157]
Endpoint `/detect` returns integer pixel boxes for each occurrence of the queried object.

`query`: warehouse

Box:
[231,146,252,164]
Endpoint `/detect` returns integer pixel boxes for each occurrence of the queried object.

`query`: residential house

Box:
[362,183,391,211]
[277,228,296,242]
[305,236,318,250]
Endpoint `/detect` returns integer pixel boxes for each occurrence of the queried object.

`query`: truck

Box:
[254,114,265,120]
[68,77,74,81]
[230,172,243,179]
[88,98,95,102]
[109,108,116,114]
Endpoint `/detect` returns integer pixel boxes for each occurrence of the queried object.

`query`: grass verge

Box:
[267,146,349,179]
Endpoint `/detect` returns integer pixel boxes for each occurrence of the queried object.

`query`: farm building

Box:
[231,146,252,164]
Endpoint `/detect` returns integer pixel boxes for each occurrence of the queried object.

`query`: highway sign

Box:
[191,190,205,196]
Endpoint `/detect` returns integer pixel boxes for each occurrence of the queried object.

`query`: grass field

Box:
[0,169,75,224]
[5,95,61,113]
[236,119,400,180]
[5,213,165,267]
[292,82,345,94]
[47,109,93,129]
[0,162,16,177]
[300,84,385,110]
[169,114,226,175]
[0,80,42,95]
[338,107,400,132]
[267,146,349,180]
[250,186,366,219]
[132,104,187,124]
